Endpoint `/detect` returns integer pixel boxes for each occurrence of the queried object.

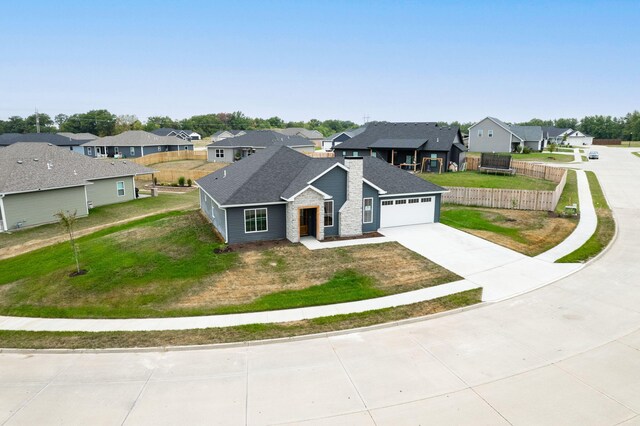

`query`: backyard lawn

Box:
[420,171,557,190]
[467,152,574,163]
[0,191,200,255]
[149,159,228,172]
[0,211,460,318]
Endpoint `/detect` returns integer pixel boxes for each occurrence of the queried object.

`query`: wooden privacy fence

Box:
[593,139,622,145]
[443,169,567,211]
[466,157,565,183]
[304,151,335,158]
[131,150,207,166]
[137,169,212,184]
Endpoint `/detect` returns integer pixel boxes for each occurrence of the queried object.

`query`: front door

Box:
[299,208,317,238]
[300,209,309,236]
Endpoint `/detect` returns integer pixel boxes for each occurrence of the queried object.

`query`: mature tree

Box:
[60,109,116,136]
[623,111,640,140]
[115,114,143,134]
[4,116,27,133]
[180,114,225,136]
[55,210,82,275]
[285,120,305,128]
[143,115,178,131]
[55,113,69,128]
[267,116,285,128]
[554,118,578,129]
[24,113,56,133]
[578,115,624,139]
[517,118,554,127]
[227,111,252,130]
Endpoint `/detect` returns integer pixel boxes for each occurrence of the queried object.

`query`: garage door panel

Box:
[380,197,435,228]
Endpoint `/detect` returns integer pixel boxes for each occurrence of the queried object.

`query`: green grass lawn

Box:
[440,208,526,243]
[557,171,615,263]
[420,171,557,190]
[555,170,579,214]
[632,152,640,158]
[0,191,200,251]
[510,152,574,163]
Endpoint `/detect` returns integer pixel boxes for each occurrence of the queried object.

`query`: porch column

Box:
[414,150,418,172]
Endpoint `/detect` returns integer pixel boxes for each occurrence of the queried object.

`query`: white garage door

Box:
[380,196,435,228]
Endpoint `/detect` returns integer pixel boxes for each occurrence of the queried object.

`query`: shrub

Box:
[178,176,186,187]
[187,178,192,187]
[153,177,158,186]
[515,145,523,153]
[522,146,532,154]
[548,143,558,153]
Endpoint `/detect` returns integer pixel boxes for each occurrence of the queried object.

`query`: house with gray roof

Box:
[322,126,367,151]
[206,130,315,163]
[211,130,247,143]
[0,143,153,231]
[81,130,194,158]
[273,128,324,148]
[0,133,96,154]
[197,145,446,244]
[151,128,201,141]
[468,117,544,152]
[333,122,467,173]
[542,127,573,145]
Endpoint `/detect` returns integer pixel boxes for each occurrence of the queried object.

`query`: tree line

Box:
[0,110,359,138]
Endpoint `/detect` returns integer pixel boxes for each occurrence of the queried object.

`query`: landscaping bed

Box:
[0,212,461,319]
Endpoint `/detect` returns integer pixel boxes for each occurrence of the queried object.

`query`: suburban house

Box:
[0,133,96,154]
[206,130,315,163]
[151,128,202,141]
[0,143,153,231]
[322,126,367,151]
[81,131,194,158]
[333,122,467,173]
[274,128,324,148]
[468,117,544,152]
[566,130,594,145]
[197,145,446,244]
[542,127,573,145]
[212,130,247,143]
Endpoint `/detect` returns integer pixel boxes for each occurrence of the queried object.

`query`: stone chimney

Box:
[339,157,364,237]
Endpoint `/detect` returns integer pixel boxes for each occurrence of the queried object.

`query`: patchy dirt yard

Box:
[174,242,460,309]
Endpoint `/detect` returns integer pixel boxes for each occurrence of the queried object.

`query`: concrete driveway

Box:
[2,147,640,425]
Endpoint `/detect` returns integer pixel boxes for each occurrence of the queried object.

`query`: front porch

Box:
[371,149,446,173]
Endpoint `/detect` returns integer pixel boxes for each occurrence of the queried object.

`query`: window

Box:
[342,151,346,156]
[352,151,359,156]
[215,149,224,158]
[116,181,125,197]
[371,151,376,158]
[395,199,407,205]
[488,129,494,138]
[478,129,483,137]
[408,198,419,204]
[382,200,394,206]
[406,155,413,164]
[184,146,189,150]
[158,146,162,152]
[130,147,135,156]
[324,201,334,227]
[87,147,92,155]
[420,197,432,203]
[114,147,120,155]
[363,198,373,223]
[244,208,268,233]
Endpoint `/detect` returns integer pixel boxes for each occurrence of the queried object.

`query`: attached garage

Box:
[380,196,436,228]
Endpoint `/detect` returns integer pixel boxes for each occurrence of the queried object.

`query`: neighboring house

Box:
[150,128,202,141]
[211,130,247,142]
[197,145,446,244]
[468,117,544,152]
[0,133,95,154]
[81,131,194,158]
[566,130,594,146]
[322,126,367,151]
[542,127,573,145]
[333,122,467,172]
[206,130,315,163]
[0,143,153,231]
[274,128,324,148]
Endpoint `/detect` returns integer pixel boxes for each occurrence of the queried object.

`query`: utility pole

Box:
[363,114,370,124]
[35,108,40,133]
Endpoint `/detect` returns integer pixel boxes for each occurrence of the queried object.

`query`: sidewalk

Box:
[0,167,598,332]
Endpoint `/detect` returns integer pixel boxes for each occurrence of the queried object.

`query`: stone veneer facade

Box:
[285,187,325,243]
[339,158,364,237]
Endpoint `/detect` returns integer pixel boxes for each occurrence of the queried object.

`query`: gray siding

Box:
[312,167,347,237]
[207,147,235,163]
[226,204,287,243]
[3,186,88,230]
[200,190,228,241]
[86,176,135,207]
[362,183,380,233]
[469,118,513,153]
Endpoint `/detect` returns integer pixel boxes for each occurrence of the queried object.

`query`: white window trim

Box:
[130,147,136,156]
[215,149,224,158]
[324,200,334,227]
[244,208,268,233]
[478,129,483,137]
[157,146,162,152]
[87,147,92,155]
[116,181,125,197]
[363,197,373,224]
[488,129,494,137]
[114,147,120,154]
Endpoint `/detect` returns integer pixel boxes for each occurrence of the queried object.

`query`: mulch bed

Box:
[322,231,383,242]
[142,184,197,193]
[227,239,294,253]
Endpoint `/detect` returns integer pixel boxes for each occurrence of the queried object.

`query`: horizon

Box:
[1,0,638,123]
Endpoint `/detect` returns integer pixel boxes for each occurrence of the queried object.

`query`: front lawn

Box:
[420,171,557,191]
[510,152,574,163]
[0,213,460,318]
[0,191,199,253]
[557,172,615,263]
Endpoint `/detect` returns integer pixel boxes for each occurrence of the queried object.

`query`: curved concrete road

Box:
[2,147,640,425]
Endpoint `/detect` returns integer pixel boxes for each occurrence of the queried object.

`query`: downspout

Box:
[0,194,8,231]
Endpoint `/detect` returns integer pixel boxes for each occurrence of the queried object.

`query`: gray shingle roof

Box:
[57,132,98,140]
[196,146,445,207]
[82,131,192,147]
[370,138,427,149]
[0,143,153,194]
[0,133,93,147]
[274,128,324,139]
[542,127,572,138]
[150,128,180,136]
[335,122,462,152]
[207,130,314,148]
[510,125,543,142]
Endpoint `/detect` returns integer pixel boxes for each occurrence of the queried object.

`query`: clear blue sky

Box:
[0,0,638,124]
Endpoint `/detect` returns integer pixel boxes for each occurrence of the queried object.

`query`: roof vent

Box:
[73,170,77,176]
[111,162,115,165]
[437,137,439,142]
[17,160,23,164]
[33,158,39,162]
[47,162,53,170]
[47,143,53,146]
[223,170,227,178]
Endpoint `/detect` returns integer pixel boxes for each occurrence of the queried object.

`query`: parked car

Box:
[588,150,600,159]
